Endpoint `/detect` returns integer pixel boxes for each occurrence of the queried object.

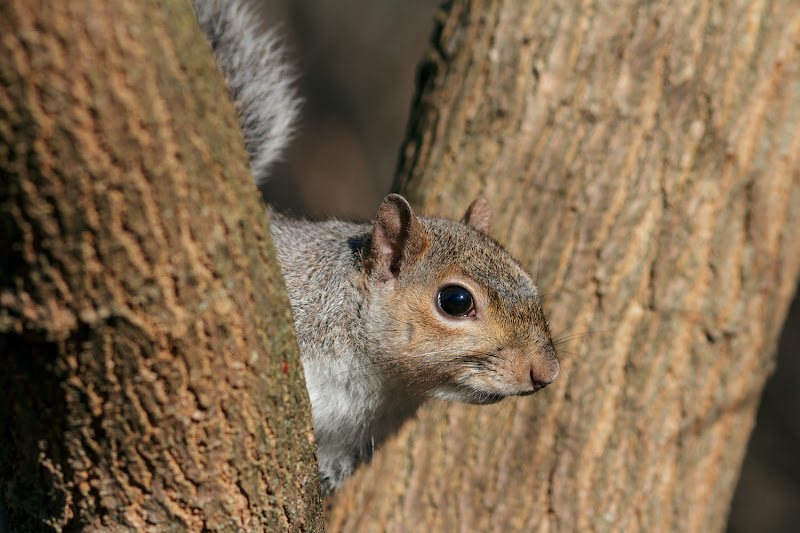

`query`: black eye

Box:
[438,285,475,317]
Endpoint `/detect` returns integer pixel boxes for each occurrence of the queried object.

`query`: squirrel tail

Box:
[192,0,299,183]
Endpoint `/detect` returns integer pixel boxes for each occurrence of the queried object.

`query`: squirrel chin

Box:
[434,389,505,405]
[464,394,506,405]
[436,385,544,405]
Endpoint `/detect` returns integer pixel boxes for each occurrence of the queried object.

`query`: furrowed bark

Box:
[326,1,800,531]
[0,1,322,531]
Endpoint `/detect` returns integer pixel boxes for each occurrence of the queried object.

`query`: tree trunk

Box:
[0,1,321,531]
[326,1,800,531]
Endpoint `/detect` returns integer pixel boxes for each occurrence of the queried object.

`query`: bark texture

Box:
[0,1,321,531]
[326,1,800,531]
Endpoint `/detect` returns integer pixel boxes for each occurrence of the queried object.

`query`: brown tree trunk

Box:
[0,1,321,531]
[326,1,800,531]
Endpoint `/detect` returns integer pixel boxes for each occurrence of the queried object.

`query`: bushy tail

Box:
[192,0,299,183]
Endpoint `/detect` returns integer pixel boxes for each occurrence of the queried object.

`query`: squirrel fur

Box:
[192,0,560,493]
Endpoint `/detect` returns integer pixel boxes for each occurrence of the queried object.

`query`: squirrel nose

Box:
[529,361,559,390]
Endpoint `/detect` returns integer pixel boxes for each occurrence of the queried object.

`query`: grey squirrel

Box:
[192,0,560,493]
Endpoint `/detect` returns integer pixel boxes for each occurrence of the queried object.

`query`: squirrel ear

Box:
[462,196,493,235]
[368,194,428,282]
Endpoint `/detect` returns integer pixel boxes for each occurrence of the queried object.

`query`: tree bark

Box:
[0,1,321,531]
[326,1,800,531]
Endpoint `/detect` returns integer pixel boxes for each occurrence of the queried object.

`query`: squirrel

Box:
[192,0,560,493]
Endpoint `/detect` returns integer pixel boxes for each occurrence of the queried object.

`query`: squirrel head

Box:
[362,194,560,405]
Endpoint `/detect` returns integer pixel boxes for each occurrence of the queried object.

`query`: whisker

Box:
[552,315,594,341]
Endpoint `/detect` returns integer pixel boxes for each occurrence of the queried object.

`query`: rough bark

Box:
[0,1,322,531]
[326,1,800,531]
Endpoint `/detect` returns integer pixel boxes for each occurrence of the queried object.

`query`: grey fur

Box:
[266,209,419,492]
[192,0,298,183]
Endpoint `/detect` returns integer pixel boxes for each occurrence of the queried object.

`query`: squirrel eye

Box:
[438,285,475,317]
